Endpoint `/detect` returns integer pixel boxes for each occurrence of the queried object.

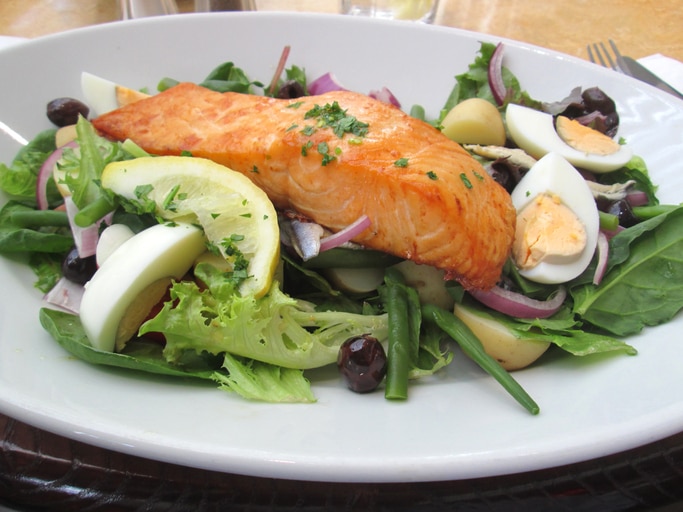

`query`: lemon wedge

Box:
[101,155,280,298]
[390,0,433,19]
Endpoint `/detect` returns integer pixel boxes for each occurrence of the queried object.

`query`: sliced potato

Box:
[453,301,550,370]
[393,260,454,310]
[441,98,506,146]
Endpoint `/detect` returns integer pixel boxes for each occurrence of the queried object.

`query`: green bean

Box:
[633,204,680,220]
[9,209,69,228]
[303,247,402,269]
[73,195,116,227]
[410,104,426,121]
[599,211,619,232]
[382,268,421,400]
[422,303,540,415]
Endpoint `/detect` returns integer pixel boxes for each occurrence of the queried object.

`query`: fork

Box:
[587,40,683,99]
[586,40,628,73]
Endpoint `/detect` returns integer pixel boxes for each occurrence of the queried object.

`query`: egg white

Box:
[510,152,599,284]
[506,103,632,173]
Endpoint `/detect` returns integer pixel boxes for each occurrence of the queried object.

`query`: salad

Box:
[1,42,681,413]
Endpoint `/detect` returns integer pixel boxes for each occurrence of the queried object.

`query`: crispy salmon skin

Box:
[92,83,515,290]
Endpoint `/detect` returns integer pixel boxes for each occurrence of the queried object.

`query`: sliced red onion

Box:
[470,285,567,319]
[592,231,610,286]
[601,225,624,240]
[36,140,78,210]
[626,190,649,207]
[268,45,291,96]
[308,72,349,95]
[368,87,401,108]
[488,42,507,106]
[64,196,112,258]
[42,277,84,315]
[319,215,371,253]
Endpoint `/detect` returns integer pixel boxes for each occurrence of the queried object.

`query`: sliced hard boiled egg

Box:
[506,103,632,173]
[81,72,150,116]
[95,223,135,267]
[80,222,206,352]
[510,152,599,284]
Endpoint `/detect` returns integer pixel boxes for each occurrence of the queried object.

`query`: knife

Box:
[618,55,683,100]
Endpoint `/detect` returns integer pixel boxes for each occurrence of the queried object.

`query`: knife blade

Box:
[619,55,683,100]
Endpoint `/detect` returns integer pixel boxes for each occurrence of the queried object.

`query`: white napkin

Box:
[637,53,683,95]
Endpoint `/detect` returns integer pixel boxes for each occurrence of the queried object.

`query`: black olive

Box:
[61,247,98,285]
[276,80,306,99]
[337,334,387,393]
[47,97,90,127]
[606,198,639,228]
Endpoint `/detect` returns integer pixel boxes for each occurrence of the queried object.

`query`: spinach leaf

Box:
[0,201,73,253]
[40,308,218,379]
[40,307,321,403]
[572,206,683,336]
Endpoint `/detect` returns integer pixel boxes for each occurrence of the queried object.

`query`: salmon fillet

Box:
[92,83,515,290]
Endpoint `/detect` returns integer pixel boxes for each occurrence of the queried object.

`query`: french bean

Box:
[303,247,402,269]
[599,211,619,232]
[9,209,69,228]
[422,303,540,415]
[382,268,421,400]
[74,195,116,227]
[633,204,679,220]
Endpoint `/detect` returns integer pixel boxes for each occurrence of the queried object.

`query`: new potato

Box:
[453,302,550,370]
[441,98,506,146]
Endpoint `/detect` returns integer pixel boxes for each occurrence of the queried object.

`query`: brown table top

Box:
[1,0,682,62]
[1,1,683,511]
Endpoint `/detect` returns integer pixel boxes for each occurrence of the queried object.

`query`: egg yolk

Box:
[555,116,621,156]
[512,193,587,270]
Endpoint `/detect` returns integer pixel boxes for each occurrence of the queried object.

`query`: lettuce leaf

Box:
[214,353,316,403]
[0,129,57,202]
[438,42,542,122]
[141,263,389,370]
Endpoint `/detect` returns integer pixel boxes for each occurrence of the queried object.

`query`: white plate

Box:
[1,12,682,484]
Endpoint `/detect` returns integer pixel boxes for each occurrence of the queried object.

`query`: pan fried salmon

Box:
[92,83,515,290]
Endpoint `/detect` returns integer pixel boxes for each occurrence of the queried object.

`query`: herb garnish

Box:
[304,101,369,138]
[394,158,409,168]
[460,173,473,189]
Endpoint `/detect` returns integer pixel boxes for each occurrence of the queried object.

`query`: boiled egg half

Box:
[510,152,599,284]
[506,103,632,173]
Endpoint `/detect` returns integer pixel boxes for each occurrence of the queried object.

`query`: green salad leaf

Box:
[142,263,389,370]
[438,41,542,122]
[572,206,683,336]
[0,129,57,202]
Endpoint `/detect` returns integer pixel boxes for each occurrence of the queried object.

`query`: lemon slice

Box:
[390,0,433,19]
[101,155,280,298]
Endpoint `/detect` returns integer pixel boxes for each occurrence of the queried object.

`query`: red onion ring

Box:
[369,87,401,108]
[470,285,567,319]
[319,215,371,253]
[592,231,610,285]
[36,140,78,210]
[308,72,349,95]
[488,42,507,106]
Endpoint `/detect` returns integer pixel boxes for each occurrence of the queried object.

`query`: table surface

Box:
[2,1,683,511]
[1,0,682,62]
